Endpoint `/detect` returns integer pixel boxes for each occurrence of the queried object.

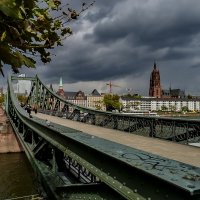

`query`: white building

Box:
[120,97,200,112]
[15,74,32,95]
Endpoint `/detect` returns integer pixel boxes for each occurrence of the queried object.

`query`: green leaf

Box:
[54,20,62,29]
[13,52,36,68]
[45,0,57,9]
[1,31,7,42]
[0,0,23,19]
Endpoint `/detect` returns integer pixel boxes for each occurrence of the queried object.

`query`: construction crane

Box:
[106,81,120,93]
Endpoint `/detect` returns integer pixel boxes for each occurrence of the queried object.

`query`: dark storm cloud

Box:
[39,43,140,83]
[90,0,200,48]
[84,0,121,22]
[190,63,200,69]
[15,0,200,95]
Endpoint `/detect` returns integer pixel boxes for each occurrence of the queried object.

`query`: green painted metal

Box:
[5,92,8,113]
[7,75,132,199]
[23,74,200,144]
[11,76,37,81]
[60,131,200,196]
[6,75,200,200]
[4,194,43,200]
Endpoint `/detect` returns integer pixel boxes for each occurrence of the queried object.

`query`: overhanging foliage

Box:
[0,0,94,76]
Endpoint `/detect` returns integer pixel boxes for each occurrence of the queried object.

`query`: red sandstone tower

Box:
[149,62,162,98]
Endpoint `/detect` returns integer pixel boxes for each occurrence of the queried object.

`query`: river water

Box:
[0,153,38,199]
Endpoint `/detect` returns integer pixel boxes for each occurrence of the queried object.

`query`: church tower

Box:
[57,77,65,98]
[149,62,162,98]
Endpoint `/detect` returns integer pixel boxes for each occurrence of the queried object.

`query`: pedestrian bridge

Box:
[6,75,200,200]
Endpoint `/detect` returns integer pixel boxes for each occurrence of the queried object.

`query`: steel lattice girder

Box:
[24,75,200,144]
[8,75,200,200]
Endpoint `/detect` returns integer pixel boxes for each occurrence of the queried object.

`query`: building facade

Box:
[162,88,185,99]
[87,89,106,111]
[65,91,87,107]
[120,97,200,112]
[56,78,106,109]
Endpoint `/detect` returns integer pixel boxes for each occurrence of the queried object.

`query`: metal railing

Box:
[20,75,200,145]
[7,75,200,200]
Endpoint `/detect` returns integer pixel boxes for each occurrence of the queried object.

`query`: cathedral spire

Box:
[59,77,63,87]
[57,77,65,97]
[59,77,64,91]
[153,61,157,69]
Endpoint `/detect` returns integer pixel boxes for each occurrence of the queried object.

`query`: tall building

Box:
[57,77,65,98]
[149,62,162,98]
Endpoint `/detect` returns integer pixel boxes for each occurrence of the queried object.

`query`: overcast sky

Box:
[2,0,200,95]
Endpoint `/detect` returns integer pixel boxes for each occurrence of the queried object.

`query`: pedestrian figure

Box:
[26,104,32,118]
[34,104,38,114]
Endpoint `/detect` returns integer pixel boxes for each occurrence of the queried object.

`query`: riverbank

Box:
[0,107,23,153]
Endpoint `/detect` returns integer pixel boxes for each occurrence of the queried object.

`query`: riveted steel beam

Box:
[26,74,200,144]
[11,76,37,81]
[7,75,200,200]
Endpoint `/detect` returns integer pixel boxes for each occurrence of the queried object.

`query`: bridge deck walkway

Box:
[33,113,200,168]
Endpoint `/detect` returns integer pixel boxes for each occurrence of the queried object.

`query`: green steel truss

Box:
[22,75,200,145]
[6,75,200,200]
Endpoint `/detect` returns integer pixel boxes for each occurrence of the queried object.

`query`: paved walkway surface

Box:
[34,113,200,167]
